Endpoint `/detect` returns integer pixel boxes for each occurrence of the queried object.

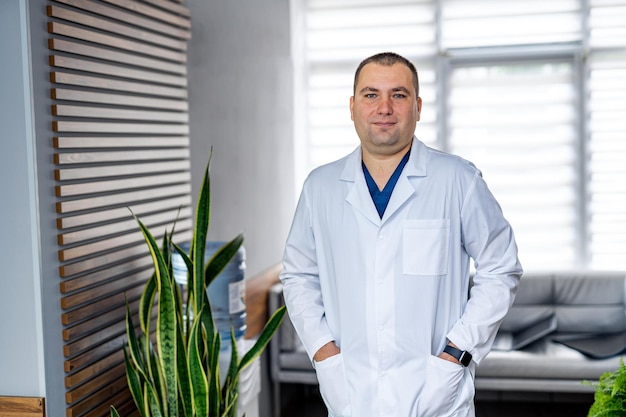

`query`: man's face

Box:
[350,62,421,157]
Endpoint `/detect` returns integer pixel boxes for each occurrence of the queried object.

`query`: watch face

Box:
[459,351,472,367]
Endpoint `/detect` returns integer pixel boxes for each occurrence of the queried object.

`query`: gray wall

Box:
[1,0,67,414]
[187,0,295,277]
[0,0,46,397]
[186,2,295,415]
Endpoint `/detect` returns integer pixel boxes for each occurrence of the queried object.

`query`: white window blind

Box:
[447,60,579,269]
[587,0,626,269]
[441,0,582,48]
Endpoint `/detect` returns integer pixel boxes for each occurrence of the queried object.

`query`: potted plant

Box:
[110,155,286,417]
[588,358,626,416]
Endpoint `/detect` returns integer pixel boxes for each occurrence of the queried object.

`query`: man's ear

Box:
[350,96,355,121]
[416,96,422,122]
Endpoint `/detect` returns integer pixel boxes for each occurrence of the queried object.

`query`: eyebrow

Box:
[358,86,412,95]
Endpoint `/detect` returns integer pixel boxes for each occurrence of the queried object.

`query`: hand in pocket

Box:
[314,353,351,417]
[417,355,465,417]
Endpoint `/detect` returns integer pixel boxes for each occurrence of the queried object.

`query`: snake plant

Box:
[111,156,286,417]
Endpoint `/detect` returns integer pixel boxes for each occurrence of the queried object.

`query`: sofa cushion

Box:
[478,339,623,380]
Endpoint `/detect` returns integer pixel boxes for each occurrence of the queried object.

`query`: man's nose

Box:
[377,97,392,114]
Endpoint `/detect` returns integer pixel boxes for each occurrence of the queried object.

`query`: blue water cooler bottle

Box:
[172,241,247,346]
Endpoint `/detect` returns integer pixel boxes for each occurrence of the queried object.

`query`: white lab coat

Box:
[280,138,522,417]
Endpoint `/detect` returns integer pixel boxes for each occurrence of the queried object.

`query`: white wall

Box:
[187,0,295,277]
[0,0,45,397]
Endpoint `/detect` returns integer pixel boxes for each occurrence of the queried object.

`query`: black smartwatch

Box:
[443,344,472,367]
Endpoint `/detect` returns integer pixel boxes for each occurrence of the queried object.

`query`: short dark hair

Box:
[353,52,419,97]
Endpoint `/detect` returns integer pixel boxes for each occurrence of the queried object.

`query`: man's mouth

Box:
[374,122,396,128]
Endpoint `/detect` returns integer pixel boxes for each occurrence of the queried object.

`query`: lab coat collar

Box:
[342,137,428,225]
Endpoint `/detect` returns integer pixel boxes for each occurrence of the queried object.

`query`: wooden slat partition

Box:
[48,1,192,416]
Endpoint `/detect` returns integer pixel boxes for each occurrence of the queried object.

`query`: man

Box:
[280,52,522,417]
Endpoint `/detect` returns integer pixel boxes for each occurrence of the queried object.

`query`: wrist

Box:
[314,341,340,362]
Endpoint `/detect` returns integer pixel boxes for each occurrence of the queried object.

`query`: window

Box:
[292,0,626,271]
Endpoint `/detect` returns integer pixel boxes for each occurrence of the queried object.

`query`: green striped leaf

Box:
[124,302,145,374]
[204,234,243,288]
[192,152,212,315]
[208,334,221,417]
[138,275,156,337]
[239,305,286,371]
[122,348,148,417]
[173,242,194,340]
[176,322,193,417]
[188,314,209,417]
[134,216,178,417]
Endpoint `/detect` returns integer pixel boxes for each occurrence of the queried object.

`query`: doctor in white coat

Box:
[280,52,523,417]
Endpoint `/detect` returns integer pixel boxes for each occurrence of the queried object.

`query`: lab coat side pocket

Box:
[416,355,465,417]
[403,219,450,276]
[314,353,351,417]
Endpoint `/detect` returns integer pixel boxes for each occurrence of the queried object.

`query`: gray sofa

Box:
[268,272,626,413]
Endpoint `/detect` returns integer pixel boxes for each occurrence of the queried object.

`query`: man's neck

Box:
[362,143,412,191]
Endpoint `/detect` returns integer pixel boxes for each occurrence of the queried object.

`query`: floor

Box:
[280,385,595,417]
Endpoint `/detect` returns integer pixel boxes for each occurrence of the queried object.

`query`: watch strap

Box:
[443,344,472,367]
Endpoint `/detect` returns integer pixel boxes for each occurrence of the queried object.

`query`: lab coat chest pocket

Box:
[403,219,450,276]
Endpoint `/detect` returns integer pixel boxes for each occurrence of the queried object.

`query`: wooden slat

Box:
[100,0,190,30]
[54,135,190,148]
[64,309,155,361]
[112,399,140,417]
[48,38,187,75]
[52,104,189,122]
[61,284,144,326]
[63,340,124,376]
[61,258,153,294]
[56,172,190,198]
[59,207,192,245]
[64,323,151,378]
[53,120,190,134]
[48,22,186,63]
[65,349,124,388]
[58,218,191,261]
[62,298,141,341]
[50,72,187,99]
[51,88,188,111]
[64,318,126,357]
[52,0,190,40]
[61,268,153,309]
[47,5,186,51]
[55,160,190,181]
[59,229,190,278]
[71,386,136,417]
[0,397,45,417]
[57,183,191,214]
[58,195,190,229]
[141,0,190,18]
[65,363,125,402]
[66,376,127,417]
[55,149,189,165]
[50,55,186,86]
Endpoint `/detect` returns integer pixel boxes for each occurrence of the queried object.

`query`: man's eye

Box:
[365,93,377,99]
[393,93,406,99]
